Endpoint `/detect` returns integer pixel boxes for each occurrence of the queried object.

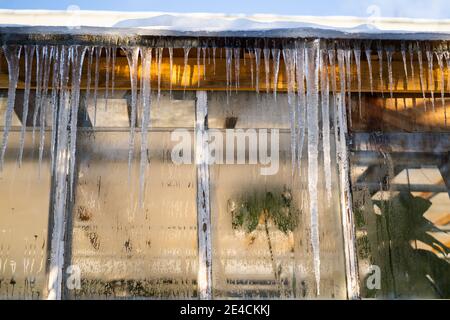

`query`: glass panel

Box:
[0,130,52,299]
[350,95,450,298]
[66,93,198,299]
[208,92,347,299]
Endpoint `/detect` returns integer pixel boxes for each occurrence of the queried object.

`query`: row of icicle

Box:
[1,39,450,297]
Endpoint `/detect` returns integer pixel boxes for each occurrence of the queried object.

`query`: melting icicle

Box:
[426,45,435,111]
[212,46,216,75]
[33,46,44,144]
[124,47,140,176]
[364,41,374,94]
[436,50,447,125]
[168,47,174,96]
[445,51,450,93]
[263,47,270,94]
[93,46,102,126]
[234,47,240,92]
[38,46,53,173]
[157,47,163,100]
[320,49,332,203]
[417,43,427,110]
[18,45,35,166]
[50,46,60,174]
[344,49,352,125]
[0,45,21,169]
[202,46,207,80]
[104,46,110,111]
[254,48,261,94]
[197,47,201,87]
[225,48,232,99]
[85,47,94,121]
[386,46,394,99]
[111,46,116,98]
[282,48,296,176]
[139,47,152,207]
[377,42,384,97]
[296,41,306,170]
[248,48,254,88]
[271,48,280,100]
[353,43,362,118]
[183,46,191,92]
[305,40,321,296]
[401,42,408,87]
[409,42,415,81]
[69,46,87,199]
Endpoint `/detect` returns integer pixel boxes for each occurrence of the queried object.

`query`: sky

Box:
[0,0,449,20]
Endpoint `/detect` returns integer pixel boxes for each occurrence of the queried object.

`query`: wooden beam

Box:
[0,48,449,93]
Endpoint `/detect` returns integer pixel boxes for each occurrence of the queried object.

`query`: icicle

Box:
[254,48,261,94]
[33,46,44,144]
[282,48,296,176]
[364,41,374,94]
[18,45,34,167]
[104,46,110,111]
[409,42,415,82]
[68,46,87,199]
[225,48,232,100]
[436,50,447,125]
[212,46,216,75]
[50,46,60,175]
[417,43,427,110]
[234,47,240,92]
[386,46,394,99]
[139,47,152,208]
[296,41,306,170]
[124,47,140,177]
[377,42,384,97]
[426,45,435,111]
[157,47,163,100]
[353,42,362,118]
[38,46,53,174]
[183,46,191,92]
[168,47,174,97]
[320,49,332,203]
[328,45,340,169]
[93,46,102,126]
[197,47,201,88]
[248,48,254,88]
[202,46,207,80]
[0,45,21,169]
[263,47,270,94]
[271,48,280,100]
[344,49,352,124]
[85,47,94,121]
[111,46,116,98]
[445,51,450,92]
[401,42,408,87]
[305,40,321,296]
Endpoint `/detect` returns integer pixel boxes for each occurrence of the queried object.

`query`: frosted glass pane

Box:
[66,130,198,299]
[0,131,51,299]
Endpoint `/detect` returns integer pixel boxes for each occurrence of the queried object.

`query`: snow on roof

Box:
[1,9,450,39]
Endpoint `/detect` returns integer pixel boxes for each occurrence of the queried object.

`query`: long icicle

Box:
[32,46,44,145]
[426,44,435,112]
[111,46,116,98]
[104,46,110,111]
[157,47,163,100]
[0,45,21,169]
[50,46,60,175]
[282,47,296,176]
[353,42,362,118]
[124,47,140,178]
[401,42,409,88]
[377,41,384,97]
[306,39,321,296]
[436,50,447,125]
[386,46,394,99]
[364,41,374,94]
[69,45,87,199]
[263,46,270,94]
[296,41,306,170]
[85,47,94,121]
[234,47,240,92]
[254,47,261,94]
[320,48,332,203]
[93,46,102,126]
[272,48,280,100]
[18,45,34,167]
[168,46,174,97]
[417,42,427,111]
[139,47,152,208]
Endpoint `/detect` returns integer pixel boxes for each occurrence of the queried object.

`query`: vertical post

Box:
[336,94,360,299]
[195,91,213,299]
